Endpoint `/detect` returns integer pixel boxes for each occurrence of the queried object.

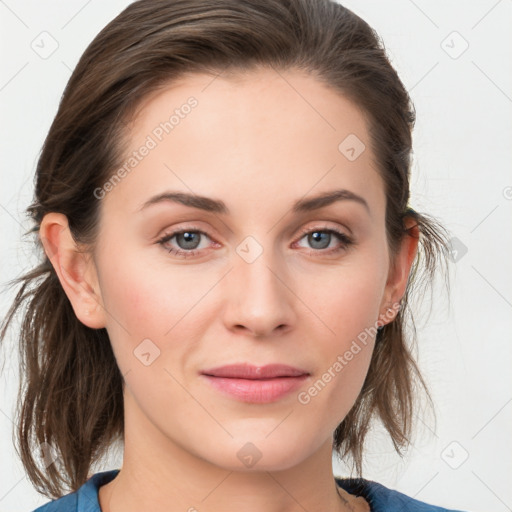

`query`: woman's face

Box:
[87,67,402,471]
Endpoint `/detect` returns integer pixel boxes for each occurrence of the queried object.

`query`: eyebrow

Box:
[139,188,370,215]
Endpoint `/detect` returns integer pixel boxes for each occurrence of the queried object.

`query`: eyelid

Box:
[156,221,351,243]
[156,222,212,240]
[295,222,349,238]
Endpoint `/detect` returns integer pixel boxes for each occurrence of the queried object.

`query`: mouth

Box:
[201,363,309,379]
[200,363,310,403]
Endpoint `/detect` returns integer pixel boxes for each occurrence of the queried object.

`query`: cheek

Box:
[294,255,386,416]
[95,249,223,376]
[98,251,215,336]
[94,253,171,370]
[297,288,377,429]
[304,259,387,346]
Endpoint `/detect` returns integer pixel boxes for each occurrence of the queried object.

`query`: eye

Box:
[156,226,215,258]
[156,224,355,259]
[293,225,354,255]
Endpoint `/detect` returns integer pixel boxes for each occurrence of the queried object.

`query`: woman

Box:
[1,0,466,510]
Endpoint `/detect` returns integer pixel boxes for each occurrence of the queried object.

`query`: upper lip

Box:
[201,363,309,379]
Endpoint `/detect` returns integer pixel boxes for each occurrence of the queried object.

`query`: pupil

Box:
[179,232,199,249]
[310,232,329,249]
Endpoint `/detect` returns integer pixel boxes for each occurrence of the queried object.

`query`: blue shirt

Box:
[32,469,467,511]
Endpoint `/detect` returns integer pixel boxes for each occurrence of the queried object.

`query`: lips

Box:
[200,363,310,403]
[201,363,309,379]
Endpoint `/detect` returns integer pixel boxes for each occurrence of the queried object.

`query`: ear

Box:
[378,216,420,327]
[39,213,106,329]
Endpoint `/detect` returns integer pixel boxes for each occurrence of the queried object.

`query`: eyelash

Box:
[156,224,355,259]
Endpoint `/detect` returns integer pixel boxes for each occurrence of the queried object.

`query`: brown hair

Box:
[1,0,451,499]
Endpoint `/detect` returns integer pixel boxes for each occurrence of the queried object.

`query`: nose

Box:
[223,243,296,338]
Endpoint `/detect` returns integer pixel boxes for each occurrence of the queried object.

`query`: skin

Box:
[41,67,419,512]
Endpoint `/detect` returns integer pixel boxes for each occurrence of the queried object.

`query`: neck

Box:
[98,388,368,512]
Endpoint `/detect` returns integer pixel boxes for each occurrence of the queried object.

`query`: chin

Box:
[197,432,316,473]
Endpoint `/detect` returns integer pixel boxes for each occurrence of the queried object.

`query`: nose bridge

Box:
[235,232,285,300]
[226,232,294,334]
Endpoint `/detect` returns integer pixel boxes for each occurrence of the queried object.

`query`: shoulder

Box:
[31,470,120,512]
[32,492,77,512]
[336,477,468,512]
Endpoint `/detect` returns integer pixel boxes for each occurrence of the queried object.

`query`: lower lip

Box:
[201,375,309,403]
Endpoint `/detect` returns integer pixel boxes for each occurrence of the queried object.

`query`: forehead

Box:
[102,67,384,221]
[130,66,372,147]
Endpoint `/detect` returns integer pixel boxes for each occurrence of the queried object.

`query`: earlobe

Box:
[378,217,420,326]
[39,213,106,329]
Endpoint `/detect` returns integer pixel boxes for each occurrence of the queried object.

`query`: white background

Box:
[1,1,511,511]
